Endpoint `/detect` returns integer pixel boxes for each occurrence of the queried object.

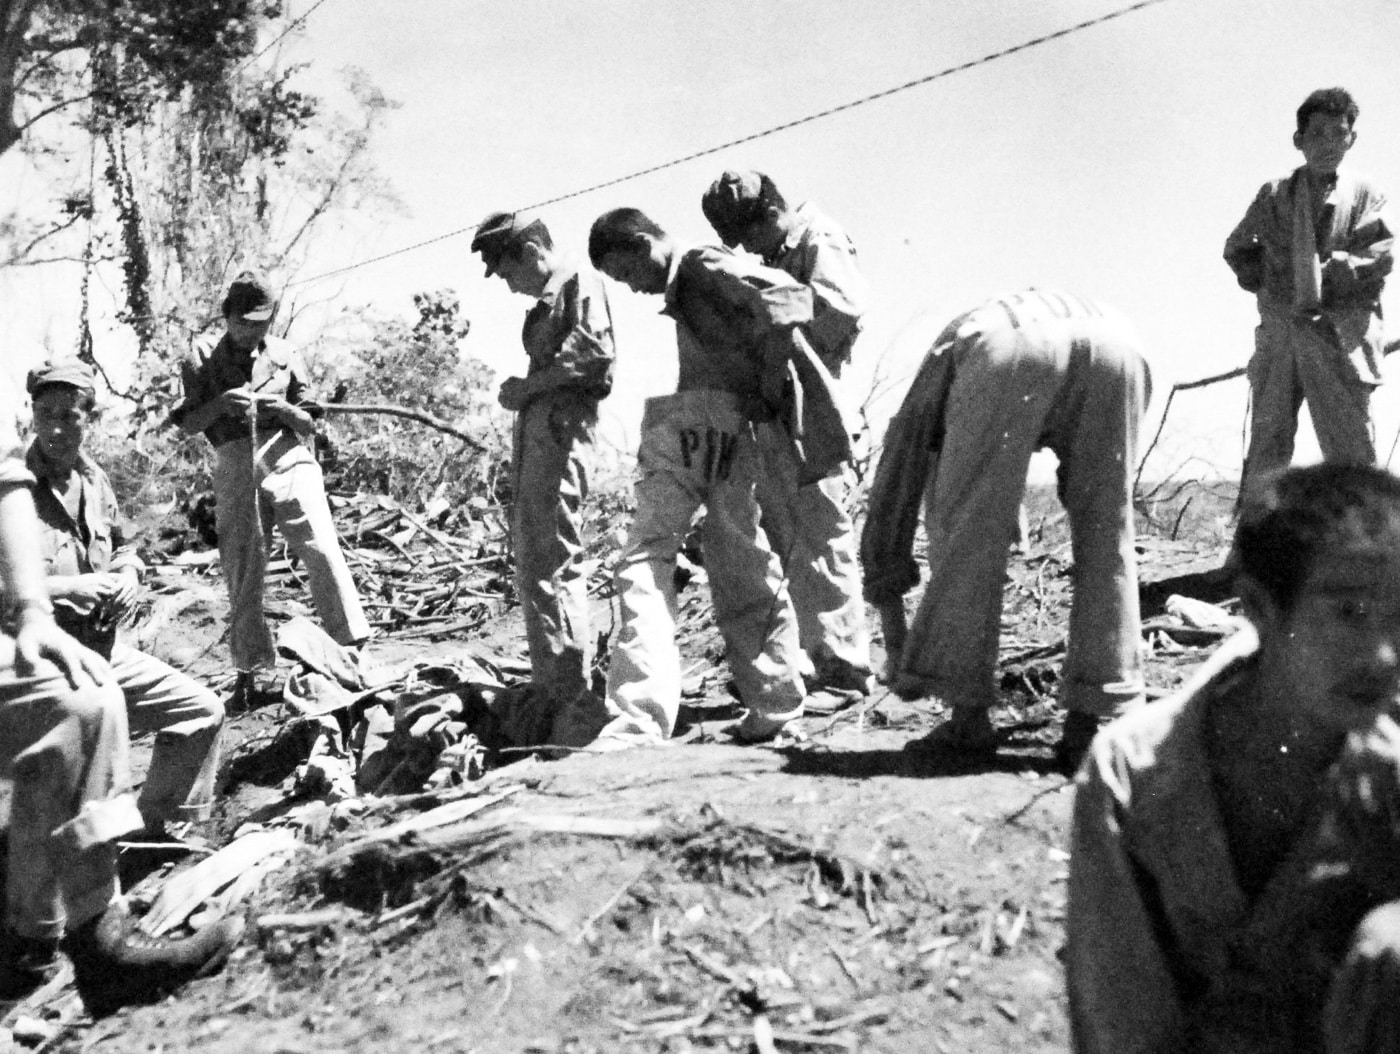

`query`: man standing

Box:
[861,290,1150,770]
[701,171,872,705]
[1224,87,1393,496]
[0,369,238,1010]
[26,359,223,842]
[170,272,370,699]
[583,207,850,744]
[470,212,614,745]
[1069,464,1400,1053]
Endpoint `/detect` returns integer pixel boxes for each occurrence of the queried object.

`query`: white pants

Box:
[602,391,806,739]
[212,432,369,671]
[754,425,870,684]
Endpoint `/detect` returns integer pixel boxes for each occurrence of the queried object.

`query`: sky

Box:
[5,0,1400,481]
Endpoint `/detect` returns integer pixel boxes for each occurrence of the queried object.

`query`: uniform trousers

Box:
[511,392,596,713]
[212,432,368,671]
[896,314,1149,718]
[601,391,806,740]
[1242,310,1379,497]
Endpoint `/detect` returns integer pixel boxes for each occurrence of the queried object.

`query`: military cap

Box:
[223,270,277,322]
[26,357,96,397]
[470,211,549,276]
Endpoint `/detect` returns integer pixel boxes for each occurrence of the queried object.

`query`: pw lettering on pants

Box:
[679,427,740,482]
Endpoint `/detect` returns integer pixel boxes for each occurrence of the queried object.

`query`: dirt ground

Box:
[11,483,1237,1054]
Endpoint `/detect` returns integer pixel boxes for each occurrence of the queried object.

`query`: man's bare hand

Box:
[14,607,113,690]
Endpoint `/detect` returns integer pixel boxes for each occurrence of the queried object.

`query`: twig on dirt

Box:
[826,942,864,993]
[374,895,433,929]
[806,1002,893,1033]
[683,943,750,990]
[1001,782,1070,825]
[256,908,350,933]
[573,863,652,944]
[493,886,565,935]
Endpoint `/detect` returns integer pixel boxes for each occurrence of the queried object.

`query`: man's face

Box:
[734,219,784,258]
[597,242,668,295]
[226,316,273,352]
[1294,112,1355,176]
[1262,533,1400,742]
[32,386,91,470]
[490,244,550,299]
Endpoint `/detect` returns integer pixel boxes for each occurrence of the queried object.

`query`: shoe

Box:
[904,708,1001,757]
[0,929,59,1002]
[802,687,866,716]
[64,900,244,1016]
[1054,711,1101,774]
[730,712,803,744]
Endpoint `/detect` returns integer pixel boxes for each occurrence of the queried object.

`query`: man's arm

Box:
[504,275,616,411]
[1223,187,1269,295]
[1067,744,1189,1054]
[1323,184,1394,306]
[792,228,867,354]
[0,481,112,689]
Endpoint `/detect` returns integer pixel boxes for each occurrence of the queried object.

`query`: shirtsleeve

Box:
[793,228,867,355]
[1067,741,1190,1054]
[1222,188,1268,295]
[678,248,814,344]
[1324,185,1394,305]
[554,272,616,396]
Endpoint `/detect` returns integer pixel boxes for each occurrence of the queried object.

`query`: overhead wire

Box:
[287,0,1170,287]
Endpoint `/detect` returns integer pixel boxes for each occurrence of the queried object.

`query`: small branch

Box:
[316,402,487,452]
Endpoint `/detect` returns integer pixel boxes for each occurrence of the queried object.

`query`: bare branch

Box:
[316,403,487,453]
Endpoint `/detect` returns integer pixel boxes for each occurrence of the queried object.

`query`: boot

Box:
[63,900,243,1016]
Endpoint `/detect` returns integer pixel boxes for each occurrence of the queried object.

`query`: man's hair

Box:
[1234,463,1400,610]
[588,208,668,268]
[1297,87,1359,133]
[700,172,787,244]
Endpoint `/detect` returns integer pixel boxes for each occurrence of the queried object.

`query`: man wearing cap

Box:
[0,366,240,1009]
[27,358,223,843]
[170,271,370,691]
[701,171,872,706]
[470,212,614,745]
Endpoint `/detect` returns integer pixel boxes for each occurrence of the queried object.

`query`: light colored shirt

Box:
[1068,627,1294,1053]
[662,245,813,399]
[0,381,28,489]
[26,442,142,650]
[1223,166,1393,350]
[520,265,615,404]
[764,201,867,371]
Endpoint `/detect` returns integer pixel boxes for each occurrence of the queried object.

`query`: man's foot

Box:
[63,901,244,1016]
[730,712,805,745]
[904,707,1001,756]
[1054,711,1102,774]
[229,670,283,714]
[0,930,59,1002]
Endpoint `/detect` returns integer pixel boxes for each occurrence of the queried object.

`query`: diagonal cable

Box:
[288,0,1170,286]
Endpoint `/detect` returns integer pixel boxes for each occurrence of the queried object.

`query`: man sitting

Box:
[1069,463,1400,1052]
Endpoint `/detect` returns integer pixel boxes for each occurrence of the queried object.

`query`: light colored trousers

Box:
[754,426,871,683]
[511,392,596,712]
[1242,311,1379,499]
[603,391,806,739]
[897,315,1150,718]
[0,639,222,940]
[212,432,369,671]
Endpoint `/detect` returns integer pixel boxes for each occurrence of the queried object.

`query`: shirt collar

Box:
[771,201,814,260]
[537,267,570,307]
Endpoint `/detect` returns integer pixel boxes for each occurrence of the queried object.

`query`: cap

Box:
[224,271,277,322]
[26,357,96,397]
[470,211,548,276]
[701,170,768,246]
